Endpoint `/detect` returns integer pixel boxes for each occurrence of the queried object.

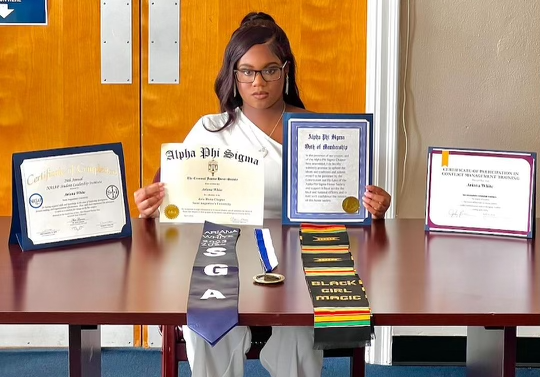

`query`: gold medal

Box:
[253,273,285,285]
[342,196,360,214]
[164,204,180,219]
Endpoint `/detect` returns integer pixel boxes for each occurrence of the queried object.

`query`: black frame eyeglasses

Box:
[234,61,288,83]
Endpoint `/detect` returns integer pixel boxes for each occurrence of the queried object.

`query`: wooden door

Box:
[0,1,141,217]
[0,0,142,348]
[140,0,368,347]
[0,0,368,348]
[141,0,368,185]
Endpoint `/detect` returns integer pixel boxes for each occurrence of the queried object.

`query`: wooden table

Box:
[0,217,537,376]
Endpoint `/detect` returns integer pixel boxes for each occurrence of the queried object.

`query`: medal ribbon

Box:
[255,228,278,272]
[300,223,372,350]
[186,221,240,346]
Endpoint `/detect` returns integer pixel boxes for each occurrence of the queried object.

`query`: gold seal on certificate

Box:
[164,204,180,219]
[425,147,537,238]
[342,196,360,214]
[159,144,264,226]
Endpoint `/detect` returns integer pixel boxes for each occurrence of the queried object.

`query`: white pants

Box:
[182,325,323,377]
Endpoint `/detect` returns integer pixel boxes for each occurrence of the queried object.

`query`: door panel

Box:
[0,0,367,349]
[141,0,367,185]
[0,1,141,217]
[0,0,142,348]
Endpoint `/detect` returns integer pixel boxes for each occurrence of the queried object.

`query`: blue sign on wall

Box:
[0,0,48,25]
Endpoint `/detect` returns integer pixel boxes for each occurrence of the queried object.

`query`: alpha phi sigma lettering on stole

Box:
[186,221,241,346]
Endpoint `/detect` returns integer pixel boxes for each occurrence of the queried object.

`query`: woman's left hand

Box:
[362,185,391,220]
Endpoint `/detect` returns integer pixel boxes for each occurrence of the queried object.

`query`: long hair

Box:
[213,12,305,130]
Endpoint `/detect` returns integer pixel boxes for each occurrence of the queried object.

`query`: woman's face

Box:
[235,44,287,110]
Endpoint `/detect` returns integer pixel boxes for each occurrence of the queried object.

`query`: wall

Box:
[397,0,540,219]
[394,0,540,339]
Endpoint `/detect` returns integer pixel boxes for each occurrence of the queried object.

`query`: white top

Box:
[183,108,283,219]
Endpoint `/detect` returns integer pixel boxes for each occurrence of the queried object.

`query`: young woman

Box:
[135,12,391,377]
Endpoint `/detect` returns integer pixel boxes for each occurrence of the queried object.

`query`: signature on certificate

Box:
[99,221,115,229]
[70,217,87,231]
[38,229,59,237]
[230,216,249,224]
[448,208,475,218]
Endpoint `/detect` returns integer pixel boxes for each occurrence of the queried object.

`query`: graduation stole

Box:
[186,221,240,346]
[300,223,372,350]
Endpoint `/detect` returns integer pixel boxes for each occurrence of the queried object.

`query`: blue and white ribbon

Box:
[254,228,278,273]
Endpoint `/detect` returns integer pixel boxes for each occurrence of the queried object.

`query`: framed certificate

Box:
[282,113,373,226]
[9,143,132,251]
[160,144,264,226]
[425,147,536,238]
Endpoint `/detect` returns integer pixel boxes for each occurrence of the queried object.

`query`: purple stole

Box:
[186,221,240,346]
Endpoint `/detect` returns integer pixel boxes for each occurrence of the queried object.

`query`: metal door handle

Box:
[149,0,180,85]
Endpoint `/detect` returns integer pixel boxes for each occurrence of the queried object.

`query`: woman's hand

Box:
[134,182,165,218]
[362,185,391,220]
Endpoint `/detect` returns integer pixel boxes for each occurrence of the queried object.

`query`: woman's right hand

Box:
[134,182,165,218]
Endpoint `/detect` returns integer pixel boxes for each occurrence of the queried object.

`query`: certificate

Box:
[426,147,537,238]
[160,144,264,226]
[282,113,373,225]
[9,143,132,251]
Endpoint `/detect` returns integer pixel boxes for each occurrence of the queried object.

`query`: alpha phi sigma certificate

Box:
[160,144,264,226]
[282,113,373,226]
[426,148,536,238]
[19,150,128,245]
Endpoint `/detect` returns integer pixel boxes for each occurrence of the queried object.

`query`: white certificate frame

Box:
[425,147,536,238]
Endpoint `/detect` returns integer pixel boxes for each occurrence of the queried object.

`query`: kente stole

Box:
[186,221,240,346]
[300,223,372,350]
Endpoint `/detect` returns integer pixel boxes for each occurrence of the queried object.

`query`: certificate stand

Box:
[9,143,132,251]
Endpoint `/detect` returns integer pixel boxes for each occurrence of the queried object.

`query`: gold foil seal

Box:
[164,204,180,219]
[342,196,360,214]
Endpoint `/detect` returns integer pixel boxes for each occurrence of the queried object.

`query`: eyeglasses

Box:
[234,62,288,83]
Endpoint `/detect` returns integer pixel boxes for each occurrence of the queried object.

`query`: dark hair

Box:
[214,12,305,130]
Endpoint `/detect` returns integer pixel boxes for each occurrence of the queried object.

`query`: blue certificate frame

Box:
[9,143,132,251]
[282,113,373,226]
